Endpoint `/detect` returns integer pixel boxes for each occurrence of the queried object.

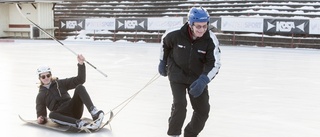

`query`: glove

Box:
[189,75,210,98]
[158,60,167,76]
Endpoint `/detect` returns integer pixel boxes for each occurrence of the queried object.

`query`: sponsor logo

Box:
[266,21,306,32]
[61,21,83,29]
[118,20,145,29]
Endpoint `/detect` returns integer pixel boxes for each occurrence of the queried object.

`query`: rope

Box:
[109,73,161,119]
[86,73,161,130]
[79,127,92,133]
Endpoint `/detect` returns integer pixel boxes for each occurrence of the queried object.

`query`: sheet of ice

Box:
[0,40,320,137]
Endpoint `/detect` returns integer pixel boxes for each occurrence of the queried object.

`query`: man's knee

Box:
[75,84,86,93]
[75,84,85,90]
[49,111,57,119]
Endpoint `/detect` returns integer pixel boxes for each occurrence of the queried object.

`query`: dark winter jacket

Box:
[160,23,221,84]
[36,64,86,118]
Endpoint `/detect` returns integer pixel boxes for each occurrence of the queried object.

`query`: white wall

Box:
[37,3,55,38]
[0,4,9,37]
[0,3,55,38]
[9,3,37,25]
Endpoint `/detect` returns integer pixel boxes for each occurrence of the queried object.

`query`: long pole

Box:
[15,3,108,77]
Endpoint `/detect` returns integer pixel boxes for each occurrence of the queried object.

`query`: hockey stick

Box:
[15,3,108,77]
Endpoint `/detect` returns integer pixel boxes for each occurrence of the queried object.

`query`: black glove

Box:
[189,75,210,98]
[158,60,167,76]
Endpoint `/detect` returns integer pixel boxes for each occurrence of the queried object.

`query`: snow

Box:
[1,39,320,137]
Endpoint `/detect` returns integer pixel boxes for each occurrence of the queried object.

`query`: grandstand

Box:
[53,0,320,48]
[54,0,320,18]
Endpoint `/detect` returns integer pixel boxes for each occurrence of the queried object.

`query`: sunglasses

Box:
[40,74,51,79]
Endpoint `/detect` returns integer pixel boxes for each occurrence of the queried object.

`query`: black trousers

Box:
[167,82,210,137]
[49,85,94,126]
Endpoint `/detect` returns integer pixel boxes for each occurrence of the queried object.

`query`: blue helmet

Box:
[188,7,210,26]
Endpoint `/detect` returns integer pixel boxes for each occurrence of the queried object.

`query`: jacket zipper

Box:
[188,43,193,83]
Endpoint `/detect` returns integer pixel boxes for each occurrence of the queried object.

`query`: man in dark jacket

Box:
[36,54,104,130]
[158,7,221,137]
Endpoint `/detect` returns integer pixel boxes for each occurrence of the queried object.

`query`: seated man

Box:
[35,54,104,130]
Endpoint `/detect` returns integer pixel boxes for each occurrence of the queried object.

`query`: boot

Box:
[90,106,104,127]
[76,119,98,130]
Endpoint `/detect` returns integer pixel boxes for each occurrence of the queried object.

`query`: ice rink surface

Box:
[1,40,320,137]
